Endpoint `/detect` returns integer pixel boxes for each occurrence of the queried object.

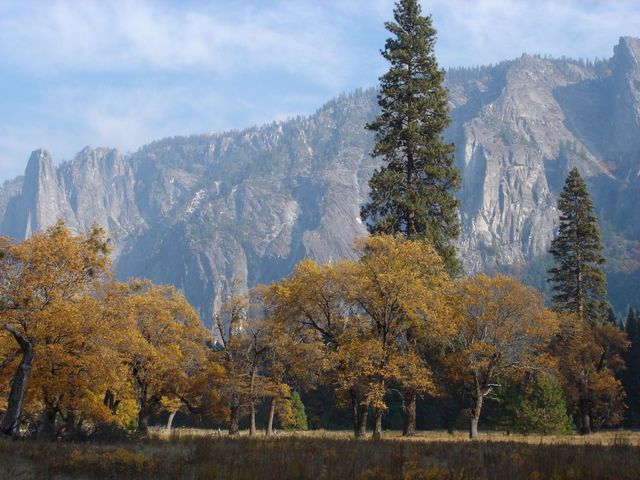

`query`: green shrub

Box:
[493,374,575,435]
[283,391,308,431]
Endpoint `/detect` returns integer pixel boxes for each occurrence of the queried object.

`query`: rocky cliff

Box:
[1,37,639,321]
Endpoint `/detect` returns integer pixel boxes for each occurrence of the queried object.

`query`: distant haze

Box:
[1,0,638,181]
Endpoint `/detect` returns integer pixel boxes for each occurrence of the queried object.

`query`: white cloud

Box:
[0,0,363,88]
[428,0,640,67]
[0,0,639,182]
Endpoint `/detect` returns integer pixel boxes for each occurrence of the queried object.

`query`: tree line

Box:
[0,213,632,440]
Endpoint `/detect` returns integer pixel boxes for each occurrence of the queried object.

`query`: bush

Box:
[493,374,574,435]
[283,392,308,431]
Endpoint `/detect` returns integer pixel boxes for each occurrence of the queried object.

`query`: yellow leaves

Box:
[265,235,453,414]
[350,235,453,340]
[444,274,559,394]
[0,223,223,434]
[160,395,182,412]
[0,221,110,338]
[109,281,213,420]
[392,352,435,394]
[553,313,628,426]
[0,223,120,427]
[266,257,349,346]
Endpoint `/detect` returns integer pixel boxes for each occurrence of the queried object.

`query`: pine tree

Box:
[283,391,308,431]
[362,0,462,276]
[548,167,608,325]
[491,374,574,435]
[514,374,575,435]
[607,306,621,327]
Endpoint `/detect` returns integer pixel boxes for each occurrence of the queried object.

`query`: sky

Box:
[1,0,639,182]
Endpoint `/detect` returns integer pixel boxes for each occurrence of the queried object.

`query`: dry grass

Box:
[152,427,640,446]
[2,429,640,479]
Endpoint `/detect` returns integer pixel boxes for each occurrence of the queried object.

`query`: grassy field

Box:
[152,427,640,446]
[2,429,640,479]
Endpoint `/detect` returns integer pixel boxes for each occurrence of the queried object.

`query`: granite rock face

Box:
[1,147,143,256]
[1,38,639,320]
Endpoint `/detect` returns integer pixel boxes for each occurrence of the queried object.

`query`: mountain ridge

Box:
[1,37,639,321]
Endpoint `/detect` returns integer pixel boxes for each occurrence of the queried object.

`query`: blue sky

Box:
[1,0,639,182]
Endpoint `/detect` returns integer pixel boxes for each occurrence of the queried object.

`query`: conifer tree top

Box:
[362,0,462,276]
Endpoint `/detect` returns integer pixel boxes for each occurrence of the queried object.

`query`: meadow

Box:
[2,429,640,479]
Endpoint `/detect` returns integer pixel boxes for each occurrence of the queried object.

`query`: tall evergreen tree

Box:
[548,167,608,325]
[362,0,462,276]
[362,0,461,438]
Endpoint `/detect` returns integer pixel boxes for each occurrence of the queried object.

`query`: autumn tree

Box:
[265,236,452,439]
[24,294,127,439]
[0,222,109,437]
[345,235,452,439]
[116,280,211,434]
[240,316,271,436]
[552,314,628,434]
[444,275,558,439]
[253,296,312,437]
[216,289,282,436]
[264,260,360,432]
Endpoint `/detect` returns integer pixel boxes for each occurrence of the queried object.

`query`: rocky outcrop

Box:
[1,39,639,320]
[1,147,143,256]
[452,53,613,274]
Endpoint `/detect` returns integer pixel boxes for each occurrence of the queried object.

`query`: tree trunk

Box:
[470,415,479,440]
[0,325,34,437]
[229,398,240,435]
[356,405,368,438]
[402,390,417,437]
[372,408,383,440]
[37,406,59,440]
[103,390,121,415]
[266,398,276,436]
[137,405,150,435]
[579,398,591,435]
[469,394,484,440]
[249,402,257,436]
[65,409,82,440]
[351,395,359,437]
[166,410,177,430]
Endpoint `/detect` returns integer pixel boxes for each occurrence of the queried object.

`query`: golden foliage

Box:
[553,314,628,429]
[442,274,559,436]
[264,235,452,419]
[0,223,222,436]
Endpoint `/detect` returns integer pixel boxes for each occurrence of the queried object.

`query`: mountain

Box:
[1,37,639,322]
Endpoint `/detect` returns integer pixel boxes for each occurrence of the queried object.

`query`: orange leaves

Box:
[0,224,218,435]
[553,314,628,428]
[441,274,561,437]
[265,235,452,417]
[444,274,559,396]
[109,281,214,429]
[349,234,454,343]
[0,222,114,430]
[267,258,349,346]
[0,221,110,338]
